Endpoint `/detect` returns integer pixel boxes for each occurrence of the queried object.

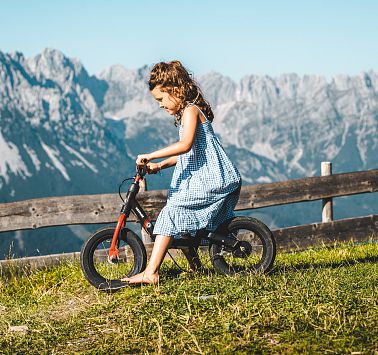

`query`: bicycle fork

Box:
[108,213,125,263]
[108,176,154,263]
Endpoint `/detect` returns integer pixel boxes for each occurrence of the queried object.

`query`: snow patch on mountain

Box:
[61,141,98,173]
[0,131,31,183]
[23,144,41,171]
[40,142,70,181]
[250,142,277,162]
[256,176,273,183]
[109,96,156,119]
[289,147,306,174]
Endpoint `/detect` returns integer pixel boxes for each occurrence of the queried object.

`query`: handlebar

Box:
[136,158,149,177]
[118,159,149,201]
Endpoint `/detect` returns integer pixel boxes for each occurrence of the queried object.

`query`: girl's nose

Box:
[159,103,164,108]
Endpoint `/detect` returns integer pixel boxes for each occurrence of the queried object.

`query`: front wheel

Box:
[209,216,276,275]
[80,227,147,291]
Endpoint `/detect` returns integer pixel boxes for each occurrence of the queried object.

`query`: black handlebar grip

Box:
[141,158,148,164]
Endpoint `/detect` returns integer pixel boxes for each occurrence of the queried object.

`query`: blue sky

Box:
[1,0,377,81]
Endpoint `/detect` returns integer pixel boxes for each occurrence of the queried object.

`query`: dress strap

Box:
[186,103,208,122]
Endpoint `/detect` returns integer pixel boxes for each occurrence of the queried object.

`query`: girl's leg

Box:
[121,234,172,284]
[181,247,202,271]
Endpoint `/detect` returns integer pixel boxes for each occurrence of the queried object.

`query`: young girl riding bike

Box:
[122,61,241,285]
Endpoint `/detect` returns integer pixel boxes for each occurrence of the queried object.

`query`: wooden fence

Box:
[0,166,377,272]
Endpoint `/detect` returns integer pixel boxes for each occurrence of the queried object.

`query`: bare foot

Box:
[121,271,159,285]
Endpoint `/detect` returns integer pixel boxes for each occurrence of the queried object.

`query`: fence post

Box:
[321,161,333,222]
[139,178,152,243]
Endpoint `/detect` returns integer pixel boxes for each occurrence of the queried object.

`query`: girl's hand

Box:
[147,162,161,174]
[136,154,152,166]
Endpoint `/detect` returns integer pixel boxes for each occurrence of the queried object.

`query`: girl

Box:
[122,61,241,284]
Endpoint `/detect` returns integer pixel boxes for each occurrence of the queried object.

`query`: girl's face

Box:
[151,86,181,115]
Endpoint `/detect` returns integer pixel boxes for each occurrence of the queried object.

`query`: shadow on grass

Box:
[161,254,378,280]
[161,266,216,280]
[270,255,378,274]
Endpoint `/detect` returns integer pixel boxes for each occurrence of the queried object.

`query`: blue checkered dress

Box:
[153,104,241,238]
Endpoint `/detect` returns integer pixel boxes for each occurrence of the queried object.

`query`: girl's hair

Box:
[148,61,214,126]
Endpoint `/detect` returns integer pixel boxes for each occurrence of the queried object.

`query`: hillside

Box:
[0,242,377,353]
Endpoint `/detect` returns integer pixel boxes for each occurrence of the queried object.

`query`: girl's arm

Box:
[147,156,177,174]
[160,156,177,169]
[137,106,198,164]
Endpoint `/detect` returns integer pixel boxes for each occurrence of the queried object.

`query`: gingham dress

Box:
[153,104,241,238]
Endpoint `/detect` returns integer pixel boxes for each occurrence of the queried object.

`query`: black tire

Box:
[80,226,147,291]
[209,216,276,275]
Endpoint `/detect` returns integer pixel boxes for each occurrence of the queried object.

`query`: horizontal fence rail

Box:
[274,214,377,250]
[0,169,377,233]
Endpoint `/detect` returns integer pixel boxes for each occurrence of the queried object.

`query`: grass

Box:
[0,241,377,354]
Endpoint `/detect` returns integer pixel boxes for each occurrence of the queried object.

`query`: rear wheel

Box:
[80,227,147,291]
[209,217,276,275]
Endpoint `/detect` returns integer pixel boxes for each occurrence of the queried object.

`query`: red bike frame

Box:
[108,172,155,262]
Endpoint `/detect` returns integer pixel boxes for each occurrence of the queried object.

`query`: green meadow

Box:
[0,241,377,354]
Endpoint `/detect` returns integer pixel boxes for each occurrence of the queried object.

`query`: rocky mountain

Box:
[0,49,134,199]
[0,48,377,258]
[0,49,134,257]
[102,64,377,175]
